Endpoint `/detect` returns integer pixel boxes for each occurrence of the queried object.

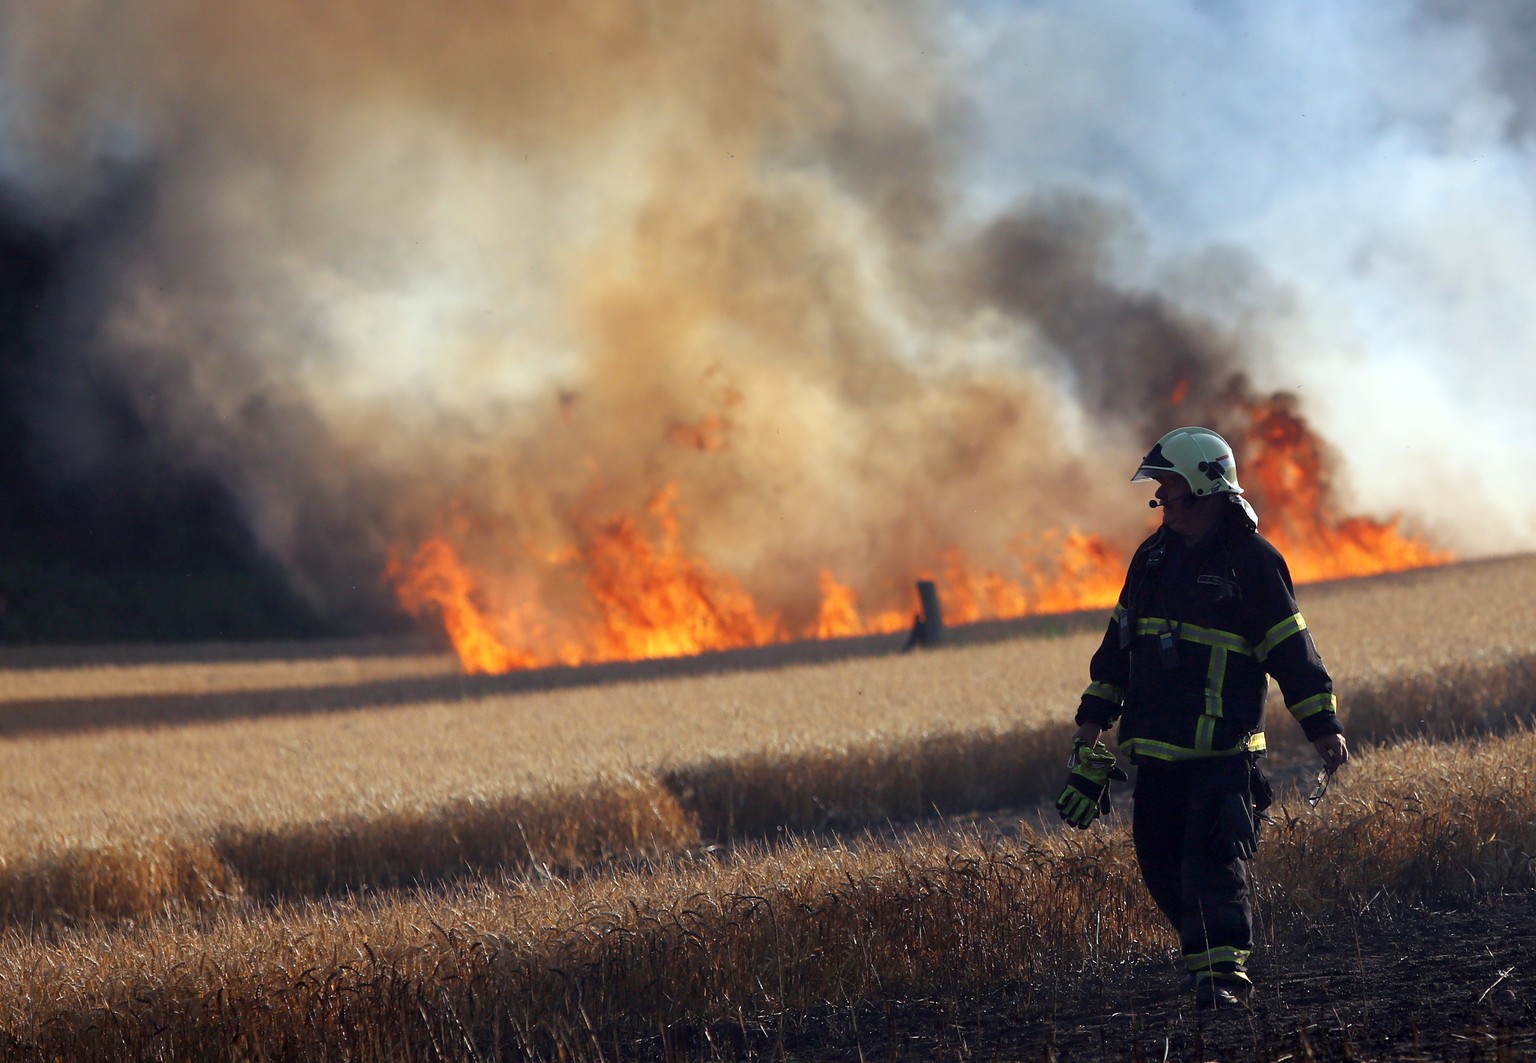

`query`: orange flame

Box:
[389,493,1128,672]
[389,486,784,673]
[1237,397,1453,582]
[391,396,1449,674]
[581,485,781,658]
[387,539,547,674]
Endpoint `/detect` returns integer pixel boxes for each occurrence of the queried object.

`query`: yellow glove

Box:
[1056,739,1127,829]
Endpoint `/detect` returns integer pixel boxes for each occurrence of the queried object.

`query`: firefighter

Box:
[1056,426,1348,1009]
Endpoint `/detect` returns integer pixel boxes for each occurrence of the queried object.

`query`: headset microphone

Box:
[1148,499,1165,509]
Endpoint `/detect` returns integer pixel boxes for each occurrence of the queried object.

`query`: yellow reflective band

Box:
[1290,691,1337,721]
[1205,647,1228,719]
[1257,612,1307,662]
[1133,617,1253,656]
[1084,681,1124,706]
[1121,733,1265,761]
[1195,715,1215,752]
[1184,945,1253,971]
[1111,602,1128,622]
[1183,624,1253,656]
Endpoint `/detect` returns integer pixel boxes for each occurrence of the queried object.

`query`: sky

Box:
[0,0,1531,630]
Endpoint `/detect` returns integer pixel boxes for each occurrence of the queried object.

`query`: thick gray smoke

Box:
[0,0,1529,638]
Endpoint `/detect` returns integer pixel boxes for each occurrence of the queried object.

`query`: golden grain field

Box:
[0,555,1532,1059]
[1,730,1533,1060]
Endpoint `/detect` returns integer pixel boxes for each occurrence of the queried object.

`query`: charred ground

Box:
[629,868,1536,1062]
[644,784,1536,1063]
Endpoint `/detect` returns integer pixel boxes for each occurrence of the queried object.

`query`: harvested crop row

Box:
[0,718,1124,929]
[0,728,1533,1062]
[0,629,1087,929]
[6,645,1535,934]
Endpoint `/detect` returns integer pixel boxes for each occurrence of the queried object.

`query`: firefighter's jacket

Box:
[1075,506,1342,761]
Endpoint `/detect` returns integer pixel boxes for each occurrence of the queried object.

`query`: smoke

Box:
[1,0,1532,633]
[957,0,1536,552]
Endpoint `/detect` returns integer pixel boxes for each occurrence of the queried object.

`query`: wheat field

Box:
[0,554,1532,1059]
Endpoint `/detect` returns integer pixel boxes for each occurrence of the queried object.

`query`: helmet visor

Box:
[1130,441,1179,483]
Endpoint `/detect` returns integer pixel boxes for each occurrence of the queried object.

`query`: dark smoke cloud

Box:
[969,191,1240,434]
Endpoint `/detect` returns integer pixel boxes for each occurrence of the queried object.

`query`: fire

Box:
[389,489,1128,673]
[812,570,908,639]
[390,396,1449,674]
[388,539,547,675]
[1236,397,1453,583]
[1013,530,1128,615]
[580,485,782,659]
[389,485,784,674]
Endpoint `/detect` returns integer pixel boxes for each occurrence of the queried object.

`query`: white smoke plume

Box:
[0,0,1530,632]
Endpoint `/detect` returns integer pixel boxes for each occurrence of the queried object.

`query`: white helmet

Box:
[1131,426,1243,496]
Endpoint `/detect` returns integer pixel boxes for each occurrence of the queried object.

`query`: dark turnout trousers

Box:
[1131,756,1254,990]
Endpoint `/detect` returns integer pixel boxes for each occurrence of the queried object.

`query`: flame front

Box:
[390,525,1132,673]
[388,484,1137,673]
[391,396,1450,675]
[389,486,787,674]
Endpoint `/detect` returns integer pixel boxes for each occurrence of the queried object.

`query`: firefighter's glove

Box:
[1212,790,1258,861]
[1056,740,1127,829]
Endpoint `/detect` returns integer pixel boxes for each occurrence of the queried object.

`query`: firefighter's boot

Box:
[1193,973,1251,1011]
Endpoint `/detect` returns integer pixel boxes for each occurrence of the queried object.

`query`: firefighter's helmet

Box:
[1131,426,1243,496]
